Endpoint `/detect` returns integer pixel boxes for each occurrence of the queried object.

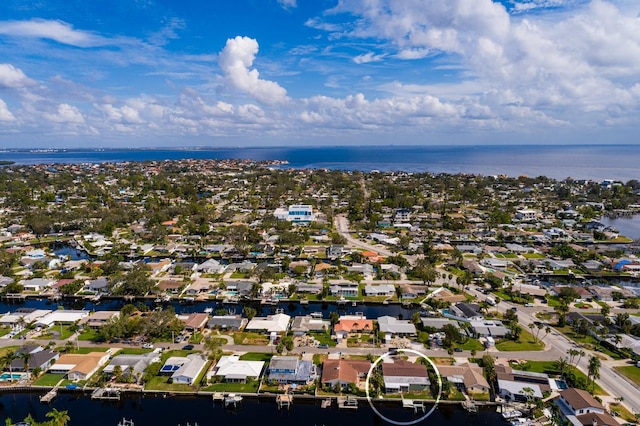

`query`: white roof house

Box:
[498,379,543,400]
[213,355,264,382]
[245,313,291,333]
[377,316,416,336]
[34,310,90,327]
[0,309,52,326]
[171,354,208,385]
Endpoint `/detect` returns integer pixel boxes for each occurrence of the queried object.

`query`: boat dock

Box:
[321,398,332,409]
[224,393,243,408]
[212,392,224,402]
[40,388,58,404]
[337,396,358,409]
[462,398,478,413]
[276,394,293,409]
[91,387,121,400]
[402,398,426,414]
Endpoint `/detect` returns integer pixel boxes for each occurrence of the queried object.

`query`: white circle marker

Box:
[364,349,442,425]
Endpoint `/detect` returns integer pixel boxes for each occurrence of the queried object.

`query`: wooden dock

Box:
[462,399,477,413]
[212,392,224,402]
[321,398,332,409]
[276,394,293,409]
[337,396,358,409]
[402,399,426,414]
[40,388,58,404]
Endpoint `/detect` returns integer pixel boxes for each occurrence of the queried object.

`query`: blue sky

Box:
[0,0,639,148]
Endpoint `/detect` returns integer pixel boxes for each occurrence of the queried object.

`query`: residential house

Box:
[51,351,111,381]
[84,278,110,294]
[437,363,490,394]
[103,352,161,382]
[382,360,430,393]
[213,355,264,383]
[329,283,359,298]
[157,280,183,294]
[450,303,484,321]
[268,356,317,385]
[327,245,346,259]
[196,258,226,274]
[207,315,247,330]
[321,359,371,389]
[169,354,208,385]
[79,310,120,329]
[556,388,619,426]
[10,345,59,372]
[334,316,374,340]
[364,284,395,297]
[21,278,54,292]
[377,316,417,338]
[0,308,52,327]
[34,310,90,328]
[469,320,510,338]
[295,283,323,295]
[182,313,210,332]
[245,313,291,333]
[290,316,331,336]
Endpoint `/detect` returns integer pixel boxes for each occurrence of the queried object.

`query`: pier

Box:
[462,398,477,413]
[212,392,224,403]
[276,393,293,409]
[337,396,358,409]
[40,388,58,404]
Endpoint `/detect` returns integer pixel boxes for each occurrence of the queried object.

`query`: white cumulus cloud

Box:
[0,64,35,88]
[218,36,288,104]
[0,19,113,47]
[0,98,15,121]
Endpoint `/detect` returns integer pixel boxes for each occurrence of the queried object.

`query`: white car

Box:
[142,343,154,349]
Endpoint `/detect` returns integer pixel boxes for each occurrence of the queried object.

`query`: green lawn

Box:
[310,331,336,347]
[231,331,270,345]
[68,347,109,354]
[203,380,259,393]
[239,352,274,362]
[522,253,545,259]
[77,328,99,341]
[516,360,607,396]
[0,326,11,337]
[454,338,484,352]
[614,366,640,387]
[554,326,622,359]
[0,346,19,357]
[118,348,154,355]
[495,329,544,352]
[34,373,65,387]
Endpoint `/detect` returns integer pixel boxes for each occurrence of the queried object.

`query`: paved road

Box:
[465,286,640,415]
[334,214,395,257]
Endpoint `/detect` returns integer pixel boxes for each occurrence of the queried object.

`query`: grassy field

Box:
[239,352,273,362]
[231,331,270,345]
[613,366,640,387]
[495,328,544,352]
[0,326,11,337]
[515,360,607,396]
[454,338,484,351]
[33,373,65,387]
[554,326,622,359]
[77,328,99,341]
[203,381,259,393]
[310,331,336,347]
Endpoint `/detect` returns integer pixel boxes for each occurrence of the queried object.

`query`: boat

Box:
[310,312,323,318]
[117,419,134,426]
[224,393,243,407]
[510,418,532,426]
[502,410,523,420]
[204,307,213,314]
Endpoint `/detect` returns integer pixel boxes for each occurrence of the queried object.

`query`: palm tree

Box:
[45,408,71,426]
[555,357,569,378]
[587,355,601,393]
[1,350,17,382]
[575,350,586,367]
[17,351,32,374]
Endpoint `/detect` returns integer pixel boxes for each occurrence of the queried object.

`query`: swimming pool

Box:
[0,372,29,381]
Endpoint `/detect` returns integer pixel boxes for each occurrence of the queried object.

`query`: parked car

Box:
[182,344,194,350]
[174,335,183,343]
[317,344,329,349]
[142,343,154,349]
[454,348,463,352]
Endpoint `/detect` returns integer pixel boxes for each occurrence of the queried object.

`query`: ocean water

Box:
[0,393,503,426]
[600,215,640,240]
[1,145,639,181]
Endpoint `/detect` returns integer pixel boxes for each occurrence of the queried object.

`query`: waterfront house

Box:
[170,354,208,385]
[245,313,291,333]
[267,356,317,385]
[364,284,395,297]
[0,308,52,327]
[34,310,89,328]
[382,360,429,393]
[207,315,247,330]
[329,283,359,298]
[290,315,331,336]
[10,345,59,372]
[182,313,210,332]
[213,355,264,383]
[79,310,120,329]
[21,278,54,292]
[334,317,374,340]
[84,278,110,294]
[377,316,416,337]
[103,352,161,382]
[157,280,183,294]
[556,388,618,426]
[321,359,371,389]
[196,258,226,274]
[437,363,490,394]
[51,352,111,381]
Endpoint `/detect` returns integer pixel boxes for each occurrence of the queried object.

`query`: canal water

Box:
[0,392,503,426]
[0,298,419,319]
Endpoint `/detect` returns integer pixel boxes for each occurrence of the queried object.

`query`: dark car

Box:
[317,344,329,349]
[182,344,195,350]
[454,348,463,352]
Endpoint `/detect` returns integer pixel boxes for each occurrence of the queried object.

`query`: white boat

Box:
[118,419,134,426]
[204,307,213,314]
[224,393,243,406]
[310,312,323,318]
[510,418,532,426]
[502,410,523,419]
